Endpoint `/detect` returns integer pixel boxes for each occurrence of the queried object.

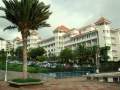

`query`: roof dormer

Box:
[95,17,111,25]
[53,25,69,33]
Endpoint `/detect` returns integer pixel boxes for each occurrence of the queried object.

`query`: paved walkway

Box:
[0,77,120,90]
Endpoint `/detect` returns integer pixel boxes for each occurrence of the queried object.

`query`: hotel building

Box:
[0,37,6,51]
[13,30,40,50]
[39,17,120,61]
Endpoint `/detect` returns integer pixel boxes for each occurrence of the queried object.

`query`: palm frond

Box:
[0,7,6,11]
[4,25,17,31]
[0,16,7,19]
[0,0,51,32]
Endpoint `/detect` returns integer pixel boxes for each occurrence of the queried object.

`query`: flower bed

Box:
[8,78,44,86]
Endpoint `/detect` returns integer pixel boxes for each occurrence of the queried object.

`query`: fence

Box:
[51,71,93,79]
[0,70,96,81]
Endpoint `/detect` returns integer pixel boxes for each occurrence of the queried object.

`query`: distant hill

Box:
[0,37,5,40]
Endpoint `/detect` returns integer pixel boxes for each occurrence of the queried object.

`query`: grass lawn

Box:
[0,62,49,73]
[12,78,41,83]
[0,62,96,73]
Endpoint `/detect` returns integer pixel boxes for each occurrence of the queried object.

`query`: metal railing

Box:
[48,71,93,79]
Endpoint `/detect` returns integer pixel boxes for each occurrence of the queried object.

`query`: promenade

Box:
[0,77,120,90]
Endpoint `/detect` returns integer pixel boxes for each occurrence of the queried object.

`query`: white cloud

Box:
[0,0,120,40]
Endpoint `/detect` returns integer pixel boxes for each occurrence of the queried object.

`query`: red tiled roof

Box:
[54,25,69,33]
[95,17,111,25]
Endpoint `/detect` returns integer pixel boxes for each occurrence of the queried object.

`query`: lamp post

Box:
[95,53,99,73]
[4,51,11,82]
[95,46,100,74]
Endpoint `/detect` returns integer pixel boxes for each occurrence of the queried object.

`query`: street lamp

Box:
[96,54,100,74]
[4,51,11,82]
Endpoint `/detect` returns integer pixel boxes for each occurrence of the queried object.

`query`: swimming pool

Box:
[48,71,95,79]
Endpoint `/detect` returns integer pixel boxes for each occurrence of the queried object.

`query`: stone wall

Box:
[0,70,54,81]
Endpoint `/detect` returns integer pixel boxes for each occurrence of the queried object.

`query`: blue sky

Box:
[0,0,120,40]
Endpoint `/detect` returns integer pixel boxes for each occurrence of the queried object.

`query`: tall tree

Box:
[75,44,100,66]
[60,48,73,64]
[28,47,46,61]
[0,0,51,79]
[15,46,23,60]
[99,46,110,63]
[0,49,6,63]
[75,44,89,65]
[90,45,100,66]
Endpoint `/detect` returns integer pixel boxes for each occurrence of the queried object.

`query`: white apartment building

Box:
[0,37,6,51]
[39,17,120,61]
[0,38,14,52]
[6,40,14,51]
[39,26,69,56]
[13,36,22,49]
[27,30,41,49]
[40,37,55,56]
[13,30,40,50]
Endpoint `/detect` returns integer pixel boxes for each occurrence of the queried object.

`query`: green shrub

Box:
[38,68,49,73]
[99,61,120,72]
[28,66,40,73]
[8,64,22,72]
[12,78,41,83]
[0,62,96,73]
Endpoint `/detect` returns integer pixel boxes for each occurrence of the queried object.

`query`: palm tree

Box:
[90,45,100,73]
[0,0,51,79]
[75,44,88,65]
[60,48,73,64]
[89,46,98,65]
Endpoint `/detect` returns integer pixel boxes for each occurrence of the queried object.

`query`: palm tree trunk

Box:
[22,33,28,79]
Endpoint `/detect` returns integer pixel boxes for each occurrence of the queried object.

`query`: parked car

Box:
[8,60,22,64]
[73,64,79,68]
[50,63,57,68]
[38,61,51,68]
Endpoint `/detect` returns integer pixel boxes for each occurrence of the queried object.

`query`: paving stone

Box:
[0,77,120,90]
